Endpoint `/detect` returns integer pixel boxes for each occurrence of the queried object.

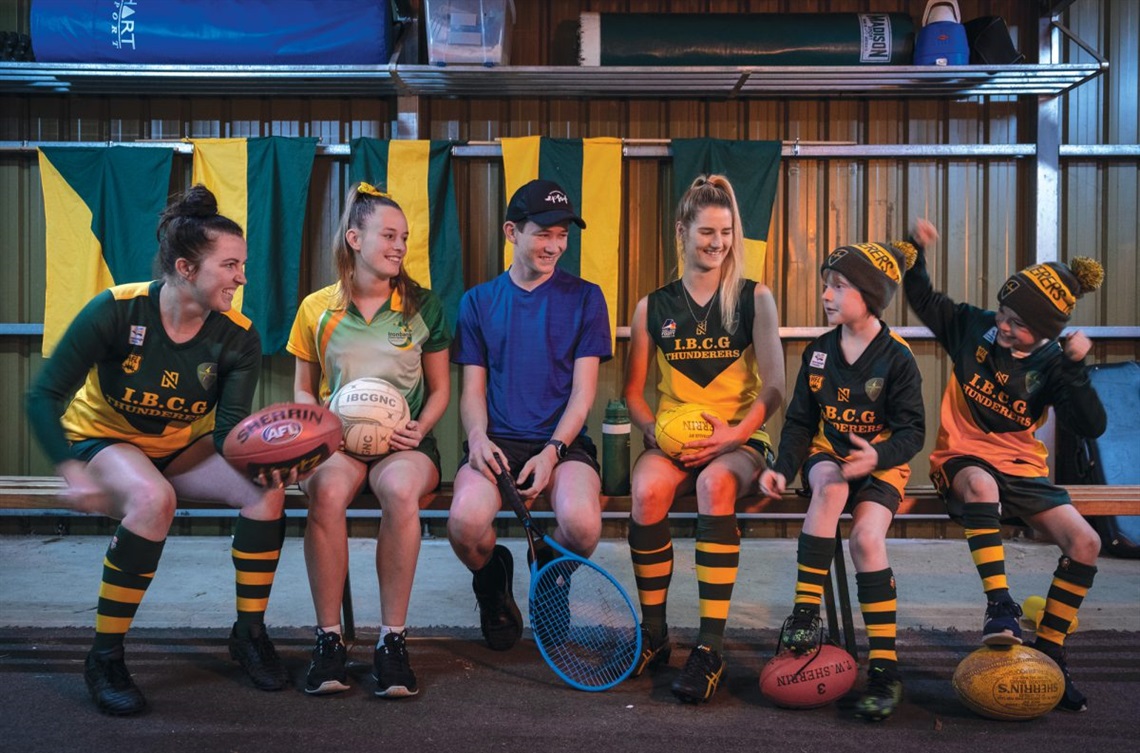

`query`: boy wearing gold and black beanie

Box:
[760,238,925,721]
[904,219,1106,713]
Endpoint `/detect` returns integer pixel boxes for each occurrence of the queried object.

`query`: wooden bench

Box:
[2,476,1137,652]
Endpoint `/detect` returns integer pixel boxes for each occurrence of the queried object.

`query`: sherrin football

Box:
[223,402,342,480]
[760,644,859,709]
[654,403,721,460]
[952,645,1064,721]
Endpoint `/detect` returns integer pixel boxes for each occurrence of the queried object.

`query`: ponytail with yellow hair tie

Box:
[356,181,391,199]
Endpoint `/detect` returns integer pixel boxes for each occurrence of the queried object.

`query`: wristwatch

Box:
[544,439,568,460]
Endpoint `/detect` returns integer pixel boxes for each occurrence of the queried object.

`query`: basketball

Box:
[327,377,410,460]
[1021,595,1077,634]
[951,645,1065,721]
[654,404,721,459]
[222,403,342,480]
[759,644,858,709]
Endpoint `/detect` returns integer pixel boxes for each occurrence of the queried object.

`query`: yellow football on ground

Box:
[952,645,1064,721]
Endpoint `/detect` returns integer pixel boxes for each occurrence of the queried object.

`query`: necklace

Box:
[681,284,718,336]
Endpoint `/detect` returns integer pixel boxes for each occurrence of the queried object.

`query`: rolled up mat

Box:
[579,12,914,66]
[31,0,391,65]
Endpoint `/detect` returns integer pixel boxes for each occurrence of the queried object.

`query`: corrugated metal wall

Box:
[1,0,1137,485]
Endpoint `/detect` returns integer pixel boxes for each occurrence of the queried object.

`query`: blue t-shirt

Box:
[452,268,612,440]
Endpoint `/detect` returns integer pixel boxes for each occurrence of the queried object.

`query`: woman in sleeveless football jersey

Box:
[904,219,1106,713]
[25,185,291,715]
[287,183,451,698]
[759,239,925,721]
[624,175,785,704]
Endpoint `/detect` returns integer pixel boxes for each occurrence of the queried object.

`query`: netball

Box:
[327,377,410,460]
[951,645,1065,721]
[654,404,720,459]
[1021,595,1078,634]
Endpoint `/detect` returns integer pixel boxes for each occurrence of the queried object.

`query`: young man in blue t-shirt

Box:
[449,179,613,651]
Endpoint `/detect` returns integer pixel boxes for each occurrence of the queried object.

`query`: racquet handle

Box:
[491,452,530,520]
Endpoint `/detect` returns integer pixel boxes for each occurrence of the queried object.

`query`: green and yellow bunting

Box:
[671,139,781,282]
[349,138,464,331]
[500,135,622,344]
[192,136,317,354]
[37,146,173,355]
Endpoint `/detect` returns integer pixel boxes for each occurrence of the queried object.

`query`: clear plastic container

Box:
[425,0,515,66]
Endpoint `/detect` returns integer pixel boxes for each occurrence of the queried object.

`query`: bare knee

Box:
[1066,527,1101,565]
[124,481,177,528]
[556,512,601,557]
[694,468,739,513]
[814,481,849,513]
[960,472,999,503]
[631,479,675,525]
[847,523,886,564]
[304,479,356,526]
[377,484,422,527]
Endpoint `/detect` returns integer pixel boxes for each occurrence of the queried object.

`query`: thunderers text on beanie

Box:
[997,258,1105,341]
[821,241,918,317]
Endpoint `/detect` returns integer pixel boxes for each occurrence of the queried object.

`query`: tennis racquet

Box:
[491,453,641,691]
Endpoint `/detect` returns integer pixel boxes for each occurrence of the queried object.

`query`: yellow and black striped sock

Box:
[629,518,673,641]
[857,568,898,671]
[232,515,286,629]
[695,513,740,654]
[1037,556,1097,648]
[794,532,835,609]
[962,503,1010,601]
[92,526,165,652]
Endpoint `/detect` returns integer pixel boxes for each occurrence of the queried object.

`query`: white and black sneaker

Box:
[373,630,418,698]
[305,630,349,695]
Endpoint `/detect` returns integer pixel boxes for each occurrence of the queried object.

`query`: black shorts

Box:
[69,437,188,472]
[461,434,600,491]
[932,455,1071,526]
[802,453,902,515]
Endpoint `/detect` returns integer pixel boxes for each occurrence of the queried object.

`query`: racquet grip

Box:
[491,452,530,520]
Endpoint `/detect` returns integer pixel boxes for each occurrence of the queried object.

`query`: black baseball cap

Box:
[505,179,586,229]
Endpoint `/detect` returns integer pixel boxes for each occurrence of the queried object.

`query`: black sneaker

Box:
[228,622,288,691]
[779,605,823,655]
[304,630,349,695]
[373,630,418,698]
[84,645,147,716]
[982,599,1023,646]
[1032,640,1087,712]
[855,666,903,721]
[472,544,523,651]
[671,644,726,704]
[632,626,671,678]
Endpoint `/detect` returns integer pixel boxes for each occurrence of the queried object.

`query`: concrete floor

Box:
[2,534,1137,633]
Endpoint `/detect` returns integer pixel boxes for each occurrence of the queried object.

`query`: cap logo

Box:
[544,190,570,207]
[1022,264,1076,315]
[852,243,900,282]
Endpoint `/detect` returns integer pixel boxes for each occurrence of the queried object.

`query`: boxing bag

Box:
[31,0,392,65]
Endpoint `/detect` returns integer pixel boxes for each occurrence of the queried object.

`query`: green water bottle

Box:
[602,398,631,496]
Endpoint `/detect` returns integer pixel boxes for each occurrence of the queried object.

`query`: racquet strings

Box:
[529,558,639,689]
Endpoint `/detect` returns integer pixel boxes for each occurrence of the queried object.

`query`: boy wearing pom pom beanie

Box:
[760,239,925,721]
[903,219,1106,713]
